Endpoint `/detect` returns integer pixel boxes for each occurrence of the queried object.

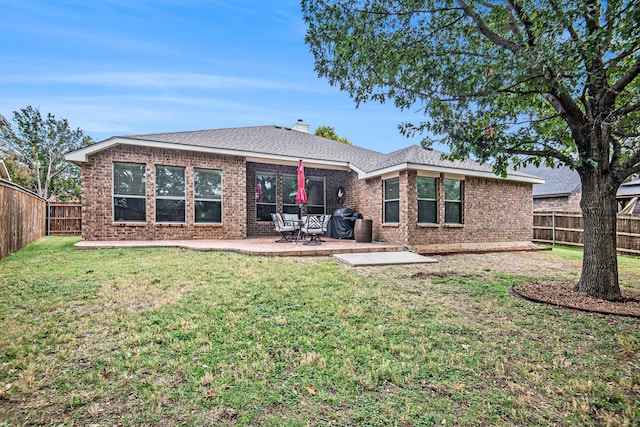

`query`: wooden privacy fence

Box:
[533,211,640,255]
[0,180,47,259]
[48,202,81,235]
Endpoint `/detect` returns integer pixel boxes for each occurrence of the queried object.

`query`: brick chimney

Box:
[291,119,309,133]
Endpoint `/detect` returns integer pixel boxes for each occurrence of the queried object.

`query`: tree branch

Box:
[618,148,640,180]
[614,100,640,116]
[506,0,536,47]
[611,59,640,94]
[455,0,523,53]
[505,146,575,166]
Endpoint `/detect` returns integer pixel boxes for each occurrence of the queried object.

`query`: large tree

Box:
[315,124,352,144]
[302,0,640,301]
[0,106,93,200]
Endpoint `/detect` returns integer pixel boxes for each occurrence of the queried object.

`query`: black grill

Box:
[329,207,361,239]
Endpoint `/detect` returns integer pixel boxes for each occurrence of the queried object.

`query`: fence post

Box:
[552,211,556,246]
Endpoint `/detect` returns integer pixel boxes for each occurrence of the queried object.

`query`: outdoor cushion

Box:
[271,213,297,242]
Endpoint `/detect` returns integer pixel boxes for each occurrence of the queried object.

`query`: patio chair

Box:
[300,214,325,245]
[282,213,300,226]
[319,214,332,242]
[271,213,296,242]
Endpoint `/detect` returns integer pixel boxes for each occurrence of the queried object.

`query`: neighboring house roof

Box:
[520,164,640,199]
[519,164,581,198]
[618,179,640,198]
[66,124,542,183]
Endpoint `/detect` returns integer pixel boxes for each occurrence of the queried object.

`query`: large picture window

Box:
[194,168,222,223]
[256,173,277,221]
[156,165,186,223]
[113,162,146,222]
[384,177,400,223]
[282,174,298,215]
[417,176,438,224]
[444,178,463,224]
[306,176,325,214]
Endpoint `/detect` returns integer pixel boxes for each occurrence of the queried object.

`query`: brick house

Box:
[519,164,582,212]
[521,163,640,214]
[66,120,542,251]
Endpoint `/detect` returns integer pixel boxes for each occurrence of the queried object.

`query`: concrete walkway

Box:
[333,252,439,266]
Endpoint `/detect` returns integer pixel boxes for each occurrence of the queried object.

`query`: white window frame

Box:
[113,162,146,223]
[417,176,438,224]
[194,168,222,224]
[384,177,400,224]
[155,165,186,223]
[444,178,464,224]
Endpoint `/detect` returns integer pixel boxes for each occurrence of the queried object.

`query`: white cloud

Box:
[3,71,329,93]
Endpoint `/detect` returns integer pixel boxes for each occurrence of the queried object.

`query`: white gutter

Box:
[66,137,544,184]
[356,162,544,184]
[65,137,351,171]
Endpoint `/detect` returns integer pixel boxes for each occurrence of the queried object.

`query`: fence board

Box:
[0,180,46,259]
[533,211,640,255]
[48,203,81,235]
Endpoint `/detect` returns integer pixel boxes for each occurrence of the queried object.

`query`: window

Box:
[256,173,277,221]
[156,165,185,222]
[194,168,222,223]
[444,178,463,223]
[306,176,325,214]
[417,176,438,224]
[384,177,400,223]
[113,162,146,222]
[282,174,298,215]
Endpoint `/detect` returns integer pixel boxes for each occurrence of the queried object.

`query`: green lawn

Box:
[0,238,638,426]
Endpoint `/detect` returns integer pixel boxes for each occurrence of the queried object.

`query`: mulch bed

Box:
[512,281,640,318]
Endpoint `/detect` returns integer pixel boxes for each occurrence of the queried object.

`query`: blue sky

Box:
[0,0,431,153]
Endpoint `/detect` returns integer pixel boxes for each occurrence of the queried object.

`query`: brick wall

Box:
[533,189,581,212]
[81,145,246,241]
[405,174,533,246]
[80,144,533,246]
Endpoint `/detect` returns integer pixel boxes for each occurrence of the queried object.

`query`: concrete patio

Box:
[74,236,407,257]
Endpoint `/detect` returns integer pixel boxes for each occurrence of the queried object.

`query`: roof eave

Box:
[533,192,574,198]
[65,137,353,171]
[360,162,544,184]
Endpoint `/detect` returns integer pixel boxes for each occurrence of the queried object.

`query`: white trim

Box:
[66,137,544,184]
[66,137,352,171]
[113,161,147,223]
[417,170,440,178]
[380,171,400,180]
[155,165,186,224]
[358,162,543,184]
[443,173,465,180]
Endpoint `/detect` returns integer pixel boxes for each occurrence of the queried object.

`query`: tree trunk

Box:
[575,169,622,301]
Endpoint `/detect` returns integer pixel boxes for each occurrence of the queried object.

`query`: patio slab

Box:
[74,237,406,257]
[332,252,439,266]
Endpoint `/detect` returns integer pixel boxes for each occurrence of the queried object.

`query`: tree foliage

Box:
[303,0,640,300]
[0,106,93,200]
[314,124,352,144]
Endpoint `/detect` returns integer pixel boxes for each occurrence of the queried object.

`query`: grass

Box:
[0,238,638,426]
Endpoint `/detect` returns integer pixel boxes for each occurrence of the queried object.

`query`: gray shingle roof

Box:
[371,145,534,178]
[67,124,542,182]
[125,125,387,172]
[618,179,640,197]
[518,164,581,197]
